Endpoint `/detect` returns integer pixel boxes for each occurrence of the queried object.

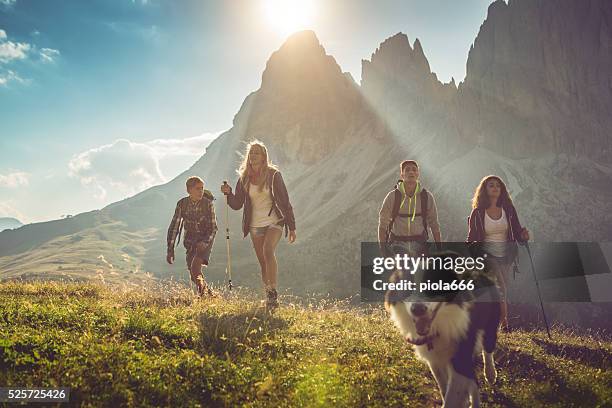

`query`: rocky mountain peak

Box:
[411,38,430,73]
[0,217,23,232]
[277,30,321,53]
[237,30,362,164]
[371,32,412,59]
[361,32,446,94]
[459,0,612,162]
[359,32,457,145]
[260,30,339,89]
[363,32,432,78]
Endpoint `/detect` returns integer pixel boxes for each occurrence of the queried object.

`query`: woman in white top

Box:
[467,175,530,330]
[222,141,297,310]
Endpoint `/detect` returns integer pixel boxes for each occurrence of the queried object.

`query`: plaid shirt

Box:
[167,196,217,250]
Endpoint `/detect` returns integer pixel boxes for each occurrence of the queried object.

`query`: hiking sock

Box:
[195,275,206,297]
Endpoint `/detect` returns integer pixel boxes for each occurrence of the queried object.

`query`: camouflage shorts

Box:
[184,234,214,267]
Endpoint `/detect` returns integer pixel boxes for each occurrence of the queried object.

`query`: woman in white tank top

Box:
[222,140,297,310]
[467,175,530,331]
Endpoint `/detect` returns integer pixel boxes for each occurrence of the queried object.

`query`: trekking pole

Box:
[223,181,233,291]
[524,242,552,340]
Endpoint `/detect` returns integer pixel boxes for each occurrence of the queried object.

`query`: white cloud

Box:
[0,38,30,63]
[0,0,17,6]
[0,171,29,188]
[0,69,28,86]
[0,201,28,223]
[68,134,218,200]
[39,47,60,63]
[146,133,218,157]
[0,28,60,87]
[69,139,165,200]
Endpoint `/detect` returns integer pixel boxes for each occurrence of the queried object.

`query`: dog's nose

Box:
[410,303,427,317]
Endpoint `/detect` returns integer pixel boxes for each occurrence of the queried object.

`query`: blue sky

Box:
[0,0,492,223]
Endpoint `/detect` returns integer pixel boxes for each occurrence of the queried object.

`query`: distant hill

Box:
[0,217,23,232]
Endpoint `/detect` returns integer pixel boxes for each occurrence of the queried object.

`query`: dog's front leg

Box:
[429,362,449,404]
[444,369,477,408]
[482,351,497,385]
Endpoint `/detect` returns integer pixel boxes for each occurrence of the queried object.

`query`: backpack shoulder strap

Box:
[389,187,402,230]
[420,188,428,234]
[178,197,189,213]
[175,197,189,247]
[203,189,215,201]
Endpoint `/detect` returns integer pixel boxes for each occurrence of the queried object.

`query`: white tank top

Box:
[483,208,508,257]
[248,183,281,227]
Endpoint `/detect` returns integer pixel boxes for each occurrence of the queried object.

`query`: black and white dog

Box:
[385,251,501,408]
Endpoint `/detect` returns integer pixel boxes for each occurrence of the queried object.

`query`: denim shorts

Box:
[250,222,283,237]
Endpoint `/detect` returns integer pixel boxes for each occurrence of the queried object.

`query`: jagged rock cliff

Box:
[457,0,612,162]
[361,33,459,152]
[245,31,365,164]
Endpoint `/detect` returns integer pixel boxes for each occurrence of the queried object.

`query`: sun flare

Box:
[263,0,316,37]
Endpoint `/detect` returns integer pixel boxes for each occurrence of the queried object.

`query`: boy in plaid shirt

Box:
[167,176,217,296]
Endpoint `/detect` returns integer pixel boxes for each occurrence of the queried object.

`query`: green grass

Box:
[0,281,610,407]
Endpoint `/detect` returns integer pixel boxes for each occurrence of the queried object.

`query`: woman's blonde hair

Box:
[237,140,278,192]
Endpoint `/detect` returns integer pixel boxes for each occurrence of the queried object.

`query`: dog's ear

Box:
[385,268,409,308]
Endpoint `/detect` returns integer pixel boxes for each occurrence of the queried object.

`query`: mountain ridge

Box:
[0,217,23,232]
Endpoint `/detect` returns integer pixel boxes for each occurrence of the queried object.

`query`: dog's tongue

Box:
[415,318,430,336]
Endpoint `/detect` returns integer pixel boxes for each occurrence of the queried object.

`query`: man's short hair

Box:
[400,160,419,172]
[186,176,204,191]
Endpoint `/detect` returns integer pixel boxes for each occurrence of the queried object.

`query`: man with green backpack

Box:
[167,176,218,297]
[378,160,441,257]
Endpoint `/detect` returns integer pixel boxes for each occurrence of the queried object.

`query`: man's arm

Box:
[167,201,182,249]
[205,199,218,244]
[427,192,442,243]
[378,191,393,245]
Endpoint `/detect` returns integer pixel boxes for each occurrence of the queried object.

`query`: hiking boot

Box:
[204,285,218,298]
[198,283,219,298]
[194,276,216,298]
[195,281,205,297]
[266,288,279,310]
